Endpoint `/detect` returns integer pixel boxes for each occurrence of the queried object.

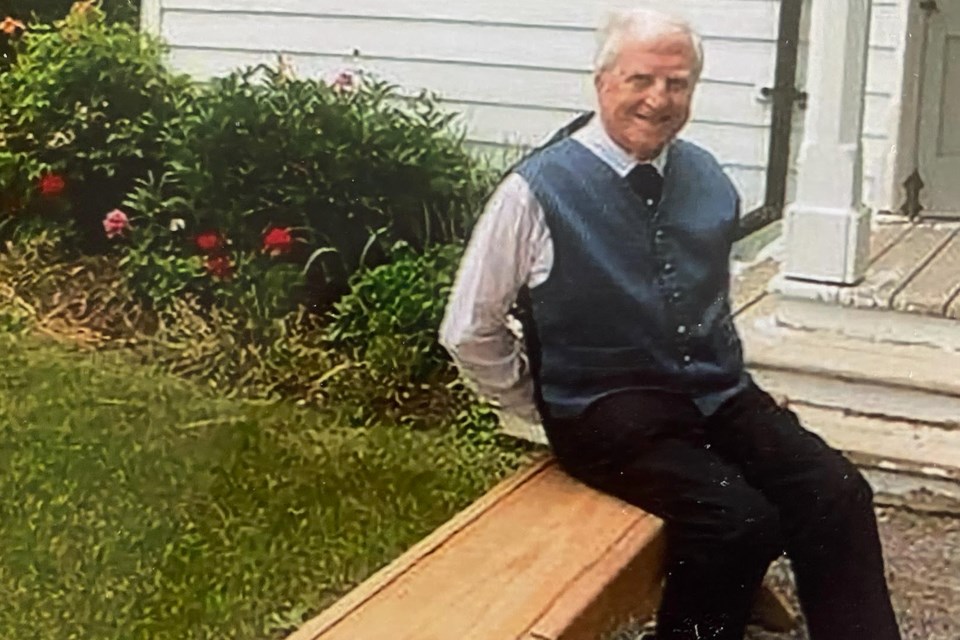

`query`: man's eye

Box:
[668,78,690,91]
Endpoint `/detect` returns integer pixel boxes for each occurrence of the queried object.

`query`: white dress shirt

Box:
[439,116,668,422]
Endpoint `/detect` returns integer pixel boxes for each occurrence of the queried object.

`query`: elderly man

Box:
[440,8,900,640]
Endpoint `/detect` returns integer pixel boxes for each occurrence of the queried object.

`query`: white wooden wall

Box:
[143,0,906,212]
[864,0,908,211]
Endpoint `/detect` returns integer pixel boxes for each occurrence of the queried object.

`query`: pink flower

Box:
[102,209,131,239]
[330,70,357,93]
[262,227,294,256]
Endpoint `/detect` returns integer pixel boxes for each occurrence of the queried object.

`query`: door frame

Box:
[879,0,959,217]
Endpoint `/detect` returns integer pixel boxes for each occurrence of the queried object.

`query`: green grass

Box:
[0,334,526,639]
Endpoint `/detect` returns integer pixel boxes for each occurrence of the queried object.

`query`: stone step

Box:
[773,293,960,353]
[789,404,960,503]
[790,404,960,478]
[739,299,960,429]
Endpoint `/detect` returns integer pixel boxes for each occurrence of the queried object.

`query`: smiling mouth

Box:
[635,114,669,125]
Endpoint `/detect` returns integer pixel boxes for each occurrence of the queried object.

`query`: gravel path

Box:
[614,505,960,640]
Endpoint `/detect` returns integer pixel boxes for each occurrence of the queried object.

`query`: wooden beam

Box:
[525,515,665,640]
[287,456,553,640]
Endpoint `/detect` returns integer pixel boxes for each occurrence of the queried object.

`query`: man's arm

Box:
[439,173,548,423]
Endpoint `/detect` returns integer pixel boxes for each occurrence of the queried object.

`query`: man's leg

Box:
[707,383,901,640]
[543,391,783,640]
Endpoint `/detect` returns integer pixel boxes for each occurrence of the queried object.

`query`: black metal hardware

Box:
[900,170,925,220]
[737,0,805,241]
[759,85,809,111]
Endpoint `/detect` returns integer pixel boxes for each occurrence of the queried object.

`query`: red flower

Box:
[262,227,294,256]
[38,173,66,197]
[194,230,224,254]
[205,255,233,280]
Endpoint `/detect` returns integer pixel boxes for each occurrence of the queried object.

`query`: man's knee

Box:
[799,452,875,524]
[725,498,783,558]
[685,495,783,565]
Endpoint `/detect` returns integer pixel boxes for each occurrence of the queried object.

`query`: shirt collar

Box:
[571,113,670,178]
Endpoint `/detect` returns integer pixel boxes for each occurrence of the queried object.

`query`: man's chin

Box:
[628,137,670,161]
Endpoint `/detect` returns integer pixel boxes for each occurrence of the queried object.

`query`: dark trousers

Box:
[542,382,901,640]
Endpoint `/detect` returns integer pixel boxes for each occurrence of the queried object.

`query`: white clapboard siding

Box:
[160,0,780,40]
[153,0,781,210]
[160,12,779,89]
[150,0,908,212]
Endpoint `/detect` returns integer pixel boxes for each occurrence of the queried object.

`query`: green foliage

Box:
[0,335,526,640]
[318,242,524,458]
[118,243,207,308]
[145,295,336,403]
[0,4,191,249]
[1,0,138,71]
[0,287,32,333]
[327,242,463,384]
[134,65,493,304]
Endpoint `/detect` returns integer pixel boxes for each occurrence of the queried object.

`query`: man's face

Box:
[594,32,698,160]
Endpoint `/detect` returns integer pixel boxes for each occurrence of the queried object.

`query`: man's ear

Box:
[593,71,604,94]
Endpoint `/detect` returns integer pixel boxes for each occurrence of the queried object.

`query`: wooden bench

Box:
[287,455,797,640]
[287,262,795,639]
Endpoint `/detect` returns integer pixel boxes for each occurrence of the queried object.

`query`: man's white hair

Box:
[594,8,704,79]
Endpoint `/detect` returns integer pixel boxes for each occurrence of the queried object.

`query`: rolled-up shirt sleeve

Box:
[439,172,549,423]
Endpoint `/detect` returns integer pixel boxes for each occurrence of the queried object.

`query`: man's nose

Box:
[644,79,669,110]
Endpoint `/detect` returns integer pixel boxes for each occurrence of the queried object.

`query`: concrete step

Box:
[739,293,960,498]
[739,298,960,429]
[773,292,960,353]
[790,404,960,504]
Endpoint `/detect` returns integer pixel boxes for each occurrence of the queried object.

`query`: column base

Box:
[783,204,871,285]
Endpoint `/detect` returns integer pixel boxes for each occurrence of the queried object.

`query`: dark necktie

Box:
[626,164,664,209]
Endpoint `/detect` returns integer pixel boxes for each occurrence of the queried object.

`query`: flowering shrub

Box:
[0,3,191,248]
[126,63,495,308]
[2,3,496,340]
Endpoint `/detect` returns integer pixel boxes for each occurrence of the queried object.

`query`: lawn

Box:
[0,333,527,639]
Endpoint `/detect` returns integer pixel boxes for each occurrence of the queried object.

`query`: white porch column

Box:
[783,0,873,285]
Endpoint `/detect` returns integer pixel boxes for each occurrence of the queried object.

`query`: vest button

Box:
[677,325,687,334]
[663,262,674,272]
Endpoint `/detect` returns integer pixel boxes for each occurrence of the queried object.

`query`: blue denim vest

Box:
[515,137,746,419]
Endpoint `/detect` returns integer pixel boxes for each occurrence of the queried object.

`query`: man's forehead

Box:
[612,35,697,72]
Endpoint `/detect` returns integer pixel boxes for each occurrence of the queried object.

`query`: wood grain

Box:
[526,515,665,640]
[287,456,553,640]
[297,461,648,640]
[892,229,960,315]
